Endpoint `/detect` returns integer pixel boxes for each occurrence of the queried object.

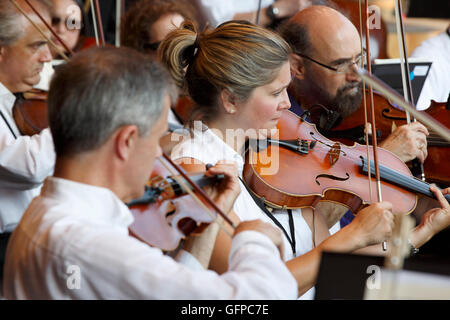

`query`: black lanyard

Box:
[0,109,17,139]
[239,177,297,257]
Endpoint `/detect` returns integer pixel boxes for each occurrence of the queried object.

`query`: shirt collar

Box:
[0,81,16,115]
[41,177,134,229]
[202,127,245,174]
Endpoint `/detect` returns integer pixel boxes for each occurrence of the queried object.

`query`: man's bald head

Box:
[279,5,364,120]
[279,5,360,58]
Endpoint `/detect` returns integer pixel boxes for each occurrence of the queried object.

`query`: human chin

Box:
[25,71,42,85]
[334,85,363,118]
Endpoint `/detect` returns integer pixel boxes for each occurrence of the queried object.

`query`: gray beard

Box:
[330,82,363,118]
[295,77,363,119]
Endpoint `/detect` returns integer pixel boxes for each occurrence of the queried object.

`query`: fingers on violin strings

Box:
[430,185,449,209]
[206,162,238,177]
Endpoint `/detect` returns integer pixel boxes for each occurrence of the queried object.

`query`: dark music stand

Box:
[314,251,450,300]
[372,59,432,105]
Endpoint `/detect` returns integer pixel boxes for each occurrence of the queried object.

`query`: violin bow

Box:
[394,0,426,181]
[115,0,125,47]
[9,0,73,61]
[358,0,386,250]
[90,0,105,47]
[160,153,237,236]
[356,68,450,143]
[358,0,375,204]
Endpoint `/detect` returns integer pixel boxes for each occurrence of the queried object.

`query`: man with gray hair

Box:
[3,47,298,299]
[0,0,54,279]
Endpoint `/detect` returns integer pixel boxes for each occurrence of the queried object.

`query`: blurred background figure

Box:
[49,0,84,58]
[194,0,333,29]
[121,0,197,58]
[410,25,450,110]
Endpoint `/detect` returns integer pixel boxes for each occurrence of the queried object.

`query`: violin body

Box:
[13,89,48,136]
[243,110,418,214]
[419,101,450,186]
[128,158,216,251]
[327,90,450,187]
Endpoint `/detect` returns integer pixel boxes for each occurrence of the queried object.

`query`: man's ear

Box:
[219,89,237,115]
[289,53,305,80]
[115,125,139,161]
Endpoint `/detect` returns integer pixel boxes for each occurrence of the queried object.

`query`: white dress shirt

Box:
[0,82,55,233]
[410,30,450,110]
[3,177,297,300]
[199,0,274,26]
[34,62,55,92]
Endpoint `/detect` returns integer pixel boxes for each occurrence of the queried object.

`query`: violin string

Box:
[358,0,374,204]
[256,142,436,200]
[157,157,234,239]
[263,139,377,161]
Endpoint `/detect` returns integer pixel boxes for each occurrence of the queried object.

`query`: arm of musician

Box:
[175,158,241,269]
[194,214,289,279]
[379,122,429,163]
[211,202,395,296]
[0,127,55,190]
[159,131,184,155]
[284,202,394,295]
[409,186,450,249]
[209,209,326,296]
[355,188,450,256]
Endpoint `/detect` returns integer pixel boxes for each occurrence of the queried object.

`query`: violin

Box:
[128,156,232,251]
[13,89,48,136]
[243,110,449,215]
[323,89,450,187]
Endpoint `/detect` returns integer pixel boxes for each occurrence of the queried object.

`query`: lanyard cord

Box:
[240,177,297,256]
[0,109,18,139]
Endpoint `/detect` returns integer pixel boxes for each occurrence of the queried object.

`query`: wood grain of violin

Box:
[326,90,450,187]
[243,110,449,215]
[13,89,48,136]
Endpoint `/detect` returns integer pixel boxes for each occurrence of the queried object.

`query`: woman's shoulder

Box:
[170,128,221,164]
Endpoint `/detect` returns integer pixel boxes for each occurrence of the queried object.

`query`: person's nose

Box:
[54,22,65,34]
[345,63,360,82]
[278,89,291,111]
[39,44,53,63]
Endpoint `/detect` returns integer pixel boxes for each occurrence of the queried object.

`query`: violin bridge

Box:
[327,142,341,166]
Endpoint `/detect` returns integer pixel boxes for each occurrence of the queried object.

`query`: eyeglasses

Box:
[295,51,366,74]
[143,41,161,51]
[51,16,83,31]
